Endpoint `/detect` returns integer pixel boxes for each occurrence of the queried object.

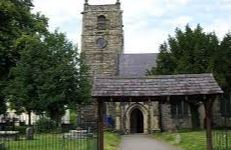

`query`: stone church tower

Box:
[79,0,123,129]
[81,0,124,76]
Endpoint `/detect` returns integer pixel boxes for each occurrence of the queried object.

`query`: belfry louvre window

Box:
[97,15,106,30]
[171,99,189,119]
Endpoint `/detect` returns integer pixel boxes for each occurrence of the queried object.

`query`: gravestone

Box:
[26,127,34,140]
[63,129,88,139]
[175,134,181,144]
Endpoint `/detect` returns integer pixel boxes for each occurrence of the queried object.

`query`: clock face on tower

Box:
[96,38,107,49]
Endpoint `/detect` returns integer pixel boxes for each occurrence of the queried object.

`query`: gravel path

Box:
[119,134,182,150]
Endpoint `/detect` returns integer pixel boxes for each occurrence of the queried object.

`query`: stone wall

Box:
[78,101,98,130]
[212,98,231,127]
[161,103,192,131]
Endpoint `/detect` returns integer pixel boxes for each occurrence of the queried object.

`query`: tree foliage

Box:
[1,0,91,123]
[38,32,80,122]
[77,52,91,106]
[214,33,231,92]
[0,0,48,115]
[5,35,44,124]
[0,0,48,79]
[149,25,218,74]
[5,31,90,124]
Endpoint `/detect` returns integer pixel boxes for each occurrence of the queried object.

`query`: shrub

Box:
[14,126,28,134]
[34,117,57,133]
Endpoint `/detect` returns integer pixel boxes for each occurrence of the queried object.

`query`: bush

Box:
[61,123,74,132]
[0,143,6,150]
[69,110,77,125]
[35,117,57,133]
[14,126,28,134]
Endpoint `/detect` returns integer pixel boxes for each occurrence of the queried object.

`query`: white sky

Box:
[33,0,231,53]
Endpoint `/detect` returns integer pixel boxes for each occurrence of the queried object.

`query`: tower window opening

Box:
[98,15,107,30]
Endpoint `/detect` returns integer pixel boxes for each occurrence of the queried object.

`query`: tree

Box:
[38,31,80,123]
[0,0,48,79]
[0,86,6,115]
[0,0,48,115]
[6,30,92,125]
[147,42,176,75]
[77,52,91,106]
[214,33,231,116]
[215,33,231,91]
[148,25,222,128]
[5,35,46,125]
[149,25,219,75]
[2,0,91,125]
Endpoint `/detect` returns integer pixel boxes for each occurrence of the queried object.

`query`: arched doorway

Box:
[130,108,144,133]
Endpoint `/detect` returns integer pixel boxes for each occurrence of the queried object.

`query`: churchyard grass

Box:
[105,131,121,150]
[153,130,231,150]
[4,132,120,150]
[153,130,206,150]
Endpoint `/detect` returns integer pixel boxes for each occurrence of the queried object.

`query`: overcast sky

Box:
[32,0,231,53]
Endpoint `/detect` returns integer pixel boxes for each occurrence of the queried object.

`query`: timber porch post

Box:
[98,101,104,150]
[204,96,214,150]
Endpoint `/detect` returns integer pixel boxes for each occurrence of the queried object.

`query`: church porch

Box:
[92,73,223,150]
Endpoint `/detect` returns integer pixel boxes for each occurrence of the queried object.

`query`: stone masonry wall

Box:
[212,98,231,127]
[161,103,192,131]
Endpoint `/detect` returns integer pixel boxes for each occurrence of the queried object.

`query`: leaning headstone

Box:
[26,127,34,140]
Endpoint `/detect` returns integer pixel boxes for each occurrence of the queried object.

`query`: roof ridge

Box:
[94,73,213,79]
[120,53,158,55]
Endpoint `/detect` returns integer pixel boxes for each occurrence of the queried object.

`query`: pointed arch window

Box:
[97,15,106,30]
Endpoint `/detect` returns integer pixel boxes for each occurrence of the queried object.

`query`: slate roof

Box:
[118,53,158,77]
[92,73,223,97]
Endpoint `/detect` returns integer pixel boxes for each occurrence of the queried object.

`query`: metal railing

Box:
[0,118,97,150]
[213,129,231,150]
[213,107,231,150]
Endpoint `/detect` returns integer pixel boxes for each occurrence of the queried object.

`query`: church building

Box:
[79,0,222,134]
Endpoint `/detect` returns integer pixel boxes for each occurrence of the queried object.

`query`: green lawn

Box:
[153,130,231,150]
[105,132,121,150]
[3,131,120,150]
[153,131,206,150]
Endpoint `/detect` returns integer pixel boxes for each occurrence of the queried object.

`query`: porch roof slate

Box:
[92,73,223,97]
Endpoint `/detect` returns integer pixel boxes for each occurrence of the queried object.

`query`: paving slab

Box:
[119,134,182,150]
